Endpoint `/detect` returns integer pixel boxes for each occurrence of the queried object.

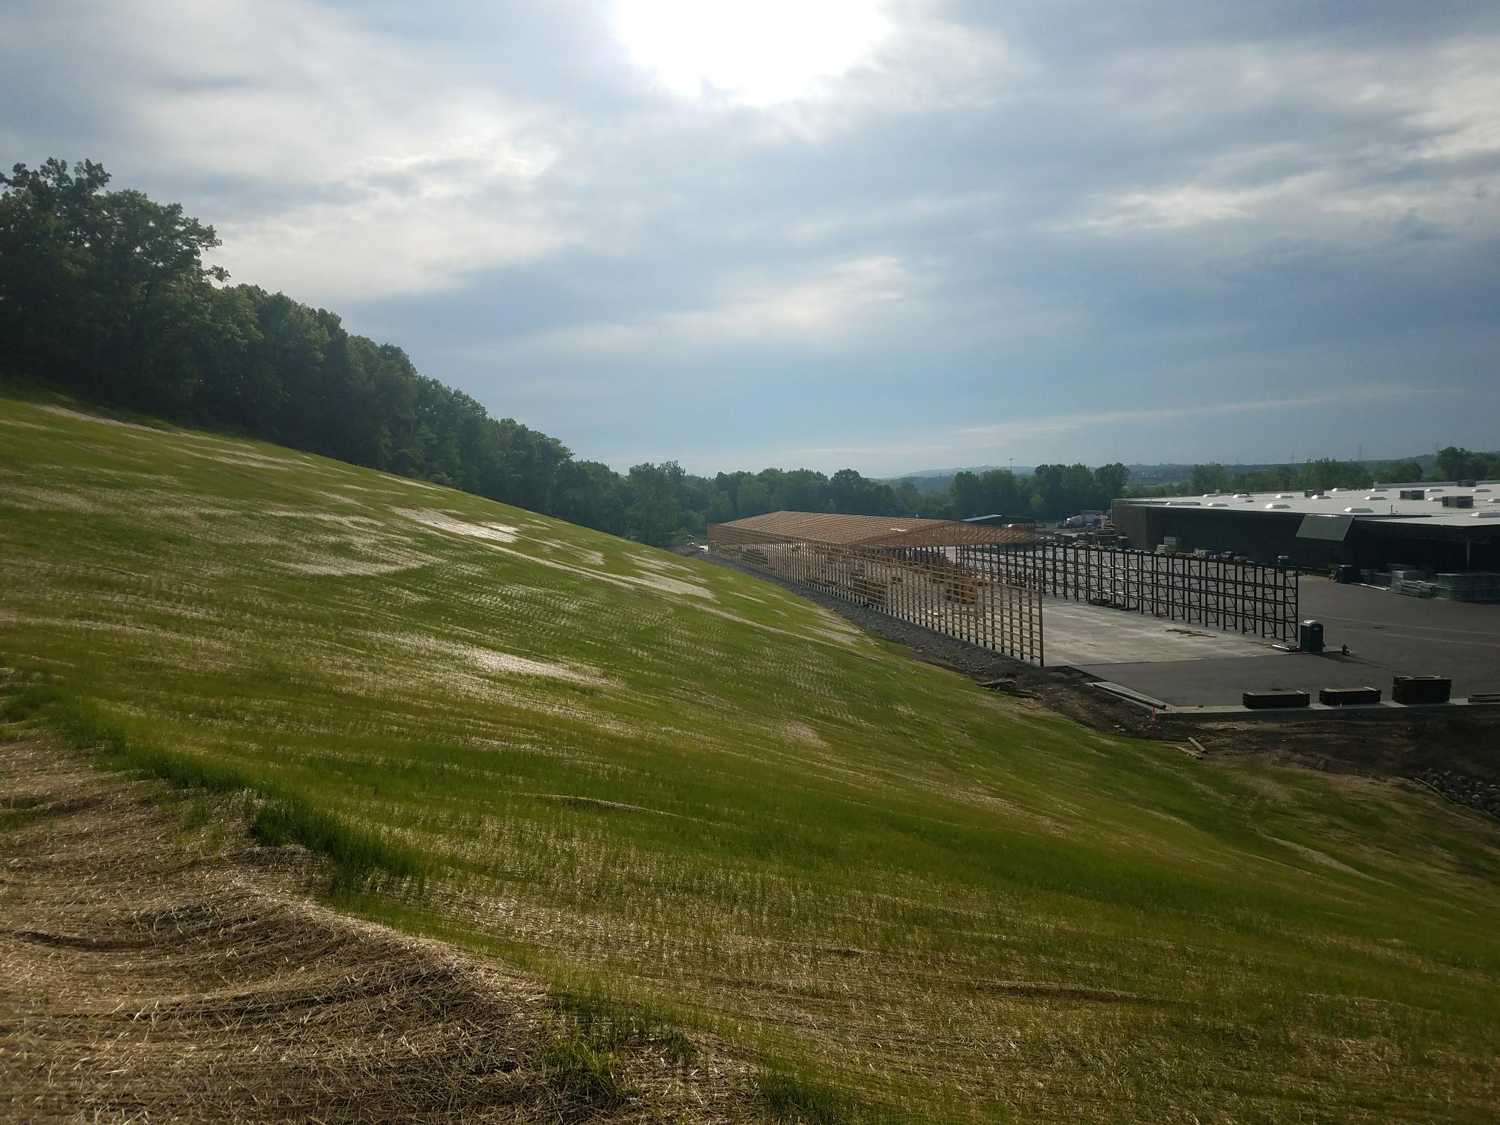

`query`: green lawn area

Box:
[3,391,1499,1122]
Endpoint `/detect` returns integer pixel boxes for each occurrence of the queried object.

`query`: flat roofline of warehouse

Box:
[708,510,1033,548]
[1115,481,1500,529]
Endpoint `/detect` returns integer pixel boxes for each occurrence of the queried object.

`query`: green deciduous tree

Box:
[625,461,683,547]
[1430,447,1499,482]
[1189,463,1230,494]
[0,159,226,410]
[1382,460,1422,483]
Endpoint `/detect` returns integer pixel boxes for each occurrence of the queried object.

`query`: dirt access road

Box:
[0,733,755,1123]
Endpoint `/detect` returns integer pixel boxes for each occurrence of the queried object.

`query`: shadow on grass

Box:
[757,1062,915,1125]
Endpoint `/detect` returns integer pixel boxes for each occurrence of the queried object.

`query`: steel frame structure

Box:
[963,541,1298,643]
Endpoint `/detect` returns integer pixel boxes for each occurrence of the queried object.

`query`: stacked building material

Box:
[1391,567,1439,597]
[1433,572,1500,603]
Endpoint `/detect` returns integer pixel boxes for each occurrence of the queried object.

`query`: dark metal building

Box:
[1113,485,1500,572]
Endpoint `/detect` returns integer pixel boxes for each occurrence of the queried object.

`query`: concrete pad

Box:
[1076,656,1354,706]
[1041,597,1277,667]
[1073,649,1499,708]
[1048,578,1500,707]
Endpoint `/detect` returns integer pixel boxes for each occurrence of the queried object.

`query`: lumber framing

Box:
[708,513,1045,665]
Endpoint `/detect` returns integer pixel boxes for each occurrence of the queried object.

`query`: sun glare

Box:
[614,0,890,106]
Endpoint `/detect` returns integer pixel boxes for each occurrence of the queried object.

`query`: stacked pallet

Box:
[1433,573,1500,603]
[1391,567,1439,598]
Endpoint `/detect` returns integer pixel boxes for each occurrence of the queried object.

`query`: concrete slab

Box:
[1041,597,1276,667]
[1063,578,1500,706]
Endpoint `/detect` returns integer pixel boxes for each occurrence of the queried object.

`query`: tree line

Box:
[4,161,1490,547]
[0,160,1130,542]
[1179,450,1499,498]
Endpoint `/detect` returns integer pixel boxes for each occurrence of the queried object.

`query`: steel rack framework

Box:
[962,541,1299,643]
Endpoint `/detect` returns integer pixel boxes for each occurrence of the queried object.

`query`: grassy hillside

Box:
[3,393,1499,1122]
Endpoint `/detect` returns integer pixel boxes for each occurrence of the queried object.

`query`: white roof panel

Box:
[1117,481,1500,528]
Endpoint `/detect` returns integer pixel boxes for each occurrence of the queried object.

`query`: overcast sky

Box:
[5,1,1498,475]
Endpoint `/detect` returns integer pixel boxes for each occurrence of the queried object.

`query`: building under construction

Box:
[707,511,1045,663]
[709,511,1304,665]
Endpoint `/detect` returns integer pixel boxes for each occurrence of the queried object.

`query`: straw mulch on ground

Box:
[0,735,758,1123]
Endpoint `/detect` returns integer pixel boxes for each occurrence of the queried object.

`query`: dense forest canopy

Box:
[2,161,1493,545]
[1174,452,1500,496]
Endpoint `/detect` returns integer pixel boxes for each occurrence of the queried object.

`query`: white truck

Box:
[1062,510,1105,529]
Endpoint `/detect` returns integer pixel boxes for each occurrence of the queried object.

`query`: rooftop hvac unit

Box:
[1399,489,1425,500]
[1441,495,1474,508]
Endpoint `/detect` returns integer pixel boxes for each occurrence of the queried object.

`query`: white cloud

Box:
[609,0,1013,142]
[1055,34,1500,240]
[217,187,570,302]
[1063,164,1496,241]
[6,0,1498,471]
[676,384,1464,476]
[786,189,1003,244]
[505,254,914,357]
[1062,177,1320,233]
[613,0,891,107]
[846,5,1015,114]
[956,384,1459,447]
[17,0,579,301]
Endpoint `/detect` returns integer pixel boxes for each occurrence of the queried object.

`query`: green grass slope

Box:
[3,393,1499,1122]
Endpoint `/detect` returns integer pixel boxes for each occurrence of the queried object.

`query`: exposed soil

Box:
[1181,711,1500,817]
[0,733,758,1123]
[703,551,1500,813]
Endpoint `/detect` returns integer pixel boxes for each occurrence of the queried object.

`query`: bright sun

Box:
[613,0,890,106]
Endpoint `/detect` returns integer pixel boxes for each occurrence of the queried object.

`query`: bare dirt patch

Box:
[192,449,296,470]
[364,630,611,686]
[0,484,103,512]
[281,549,433,577]
[35,404,158,432]
[0,735,757,1123]
[626,571,715,599]
[781,722,826,748]
[397,507,521,543]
